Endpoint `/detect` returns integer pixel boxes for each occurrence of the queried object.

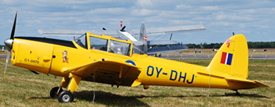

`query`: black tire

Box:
[58,91,74,103]
[50,87,63,98]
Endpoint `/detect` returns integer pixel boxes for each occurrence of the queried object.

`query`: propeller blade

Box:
[10,11,17,39]
[170,33,173,40]
[4,51,11,74]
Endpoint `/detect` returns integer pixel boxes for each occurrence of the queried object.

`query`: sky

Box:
[1,0,275,45]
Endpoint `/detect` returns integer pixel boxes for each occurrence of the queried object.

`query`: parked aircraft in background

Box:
[38,22,206,54]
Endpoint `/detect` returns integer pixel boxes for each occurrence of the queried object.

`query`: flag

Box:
[143,36,147,41]
[220,52,233,65]
[226,39,231,47]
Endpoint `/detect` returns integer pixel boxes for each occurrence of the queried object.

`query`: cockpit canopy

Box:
[75,32,144,56]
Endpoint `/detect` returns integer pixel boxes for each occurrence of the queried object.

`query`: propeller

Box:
[120,26,126,31]
[4,11,17,74]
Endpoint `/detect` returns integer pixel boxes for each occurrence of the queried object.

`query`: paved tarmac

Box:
[152,54,275,59]
[2,54,275,60]
[0,54,6,58]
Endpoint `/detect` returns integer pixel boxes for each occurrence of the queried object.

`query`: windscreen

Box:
[109,40,131,55]
[90,36,108,51]
[75,34,87,49]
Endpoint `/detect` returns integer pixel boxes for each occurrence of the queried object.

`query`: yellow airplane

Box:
[4,12,269,103]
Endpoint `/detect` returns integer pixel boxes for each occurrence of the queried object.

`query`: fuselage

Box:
[11,36,229,89]
[10,33,264,90]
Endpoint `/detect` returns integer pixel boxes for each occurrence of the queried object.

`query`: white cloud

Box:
[131,9,158,16]
[238,8,275,15]
[0,0,275,44]
[215,12,255,21]
[200,6,219,11]
[237,23,246,28]
[259,25,270,28]
[136,0,153,7]
[168,20,196,25]
[176,4,192,9]
[89,8,127,15]
[209,21,234,26]
[157,11,190,18]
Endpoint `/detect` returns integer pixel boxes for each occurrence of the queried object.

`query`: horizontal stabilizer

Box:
[254,80,270,87]
[225,77,270,89]
[225,77,254,83]
[197,71,270,89]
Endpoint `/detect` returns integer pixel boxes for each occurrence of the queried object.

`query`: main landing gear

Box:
[50,73,81,103]
[58,91,74,103]
[50,87,62,98]
[50,87,74,103]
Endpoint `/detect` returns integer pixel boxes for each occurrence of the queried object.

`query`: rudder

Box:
[139,23,148,53]
[207,34,249,79]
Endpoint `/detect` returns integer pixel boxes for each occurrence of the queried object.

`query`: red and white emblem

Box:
[63,50,69,63]
[226,39,231,47]
[143,36,147,41]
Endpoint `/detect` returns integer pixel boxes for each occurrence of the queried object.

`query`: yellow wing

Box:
[62,58,141,86]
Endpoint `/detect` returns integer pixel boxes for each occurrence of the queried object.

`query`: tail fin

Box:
[207,34,248,79]
[139,23,148,53]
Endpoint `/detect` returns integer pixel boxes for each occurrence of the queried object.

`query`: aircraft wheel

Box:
[50,87,63,98]
[58,91,74,103]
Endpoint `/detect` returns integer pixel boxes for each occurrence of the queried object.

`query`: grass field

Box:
[0,51,7,55]
[0,59,274,106]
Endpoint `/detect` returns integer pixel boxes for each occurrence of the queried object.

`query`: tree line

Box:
[186,41,275,49]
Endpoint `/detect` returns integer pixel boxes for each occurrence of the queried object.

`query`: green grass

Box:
[0,59,274,106]
[0,51,7,54]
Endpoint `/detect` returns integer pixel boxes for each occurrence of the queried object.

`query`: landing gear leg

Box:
[50,77,70,98]
[50,87,63,98]
[233,90,240,95]
[57,73,81,103]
